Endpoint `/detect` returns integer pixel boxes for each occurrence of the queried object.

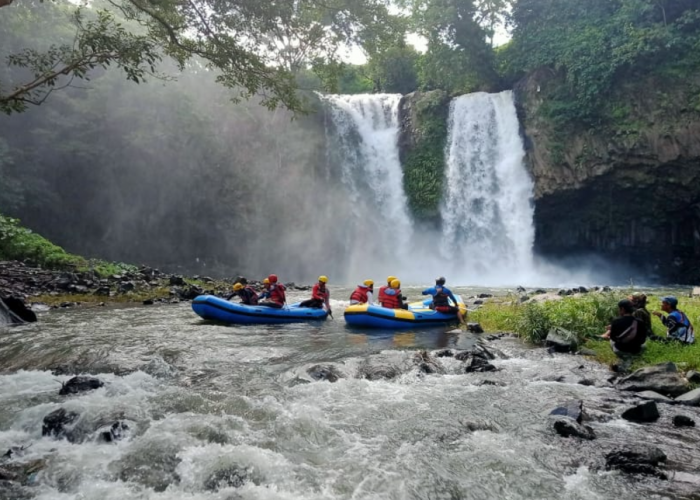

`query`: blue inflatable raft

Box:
[344,297,466,329]
[192,295,329,325]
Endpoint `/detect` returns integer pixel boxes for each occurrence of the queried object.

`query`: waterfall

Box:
[441,91,535,284]
[321,94,413,280]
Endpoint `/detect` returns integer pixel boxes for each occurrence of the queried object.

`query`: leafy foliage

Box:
[0,0,401,113]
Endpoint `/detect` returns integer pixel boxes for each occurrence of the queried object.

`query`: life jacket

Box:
[350,285,370,303]
[269,283,286,305]
[312,283,329,303]
[378,285,389,305]
[381,289,402,309]
[240,286,259,305]
[432,287,450,307]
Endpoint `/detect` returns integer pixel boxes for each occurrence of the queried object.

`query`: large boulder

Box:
[42,408,79,439]
[672,415,695,427]
[467,323,484,333]
[549,400,583,424]
[675,388,700,406]
[621,401,660,422]
[635,391,674,404]
[686,370,700,384]
[307,365,343,383]
[545,327,578,353]
[59,376,104,396]
[550,417,596,440]
[616,362,690,397]
[465,356,497,373]
[0,296,37,325]
[605,446,667,478]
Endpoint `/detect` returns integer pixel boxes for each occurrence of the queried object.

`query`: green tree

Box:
[367,42,419,94]
[0,0,399,114]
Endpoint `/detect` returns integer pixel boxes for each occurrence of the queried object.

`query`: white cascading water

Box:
[321,94,414,280]
[441,91,536,285]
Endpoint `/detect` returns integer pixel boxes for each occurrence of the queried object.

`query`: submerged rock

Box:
[435,349,454,358]
[59,376,104,396]
[414,350,444,375]
[672,415,695,427]
[617,362,690,397]
[635,391,674,404]
[42,408,79,439]
[550,416,596,440]
[359,365,399,381]
[204,466,247,491]
[545,327,578,353]
[465,356,497,373]
[99,421,130,443]
[307,365,342,383]
[675,387,700,406]
[549,400,584,424]
[621,401,660,422]
[476,380,507,387]
[605,446,667,478]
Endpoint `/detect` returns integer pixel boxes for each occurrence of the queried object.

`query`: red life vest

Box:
[350,285,370,303]
[381,289,402,309]
[270,283,286,305]
[312,283,329,303]
[378,285,389,305]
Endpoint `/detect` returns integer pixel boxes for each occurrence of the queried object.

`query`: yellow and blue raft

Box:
[344,297,466,329]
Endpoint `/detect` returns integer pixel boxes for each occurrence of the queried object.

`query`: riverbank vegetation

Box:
[471,292,700,371]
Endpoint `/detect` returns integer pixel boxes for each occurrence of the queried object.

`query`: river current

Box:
[1,287,699,500]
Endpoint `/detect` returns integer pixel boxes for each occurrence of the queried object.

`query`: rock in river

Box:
[59,376,104,396]
[42,408,79,439]
[605,446,667,478]
[672,415,695,427]
[675,388,700,406]
[616,362,690,397]
[621,401,660,422]
[545,327,578,353]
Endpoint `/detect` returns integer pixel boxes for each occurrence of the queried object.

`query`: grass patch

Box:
[471,291,700,370]
[33,287,174,306]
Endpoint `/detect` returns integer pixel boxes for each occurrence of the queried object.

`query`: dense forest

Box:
[1,0,700,281]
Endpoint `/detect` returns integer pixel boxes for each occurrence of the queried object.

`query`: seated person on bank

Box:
[601,299,647,371]
[652,296,695,344]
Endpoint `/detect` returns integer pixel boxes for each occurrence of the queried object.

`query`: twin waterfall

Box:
[322,91,534,285]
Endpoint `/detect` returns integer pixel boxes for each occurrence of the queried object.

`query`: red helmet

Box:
[268,274,278,283]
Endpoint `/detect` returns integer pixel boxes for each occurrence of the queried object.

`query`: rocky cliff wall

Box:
[515,68,700,283]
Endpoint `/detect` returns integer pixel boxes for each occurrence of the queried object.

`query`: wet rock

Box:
[204,466,247,491]
[359,365,399,381]
[549,400,583,424]
[59,376,104,395]
[467,322,484,333]
[557,289,573,296]
[578,379,595,386]
[435,349,454,358]
[3,445,29,459]
[621,401,660,422]
[117,450,181,492]
[0,296,37,324]
[635,391,674,404]
[672,415,695,427]
[178,285,204,300]
[94,285,111,296]
[118,281,135,293]
[473,300,484,305]
[42,408,79,439]
[675,388,700,406]
[605,446,667,478]
[533,289,547,295]
[99,421,130,443]
[0,458,46,486]
[686,370,700,384]
[545,327,578,353]
[307,364,342,383]
[454,350,472,362]
[602,286,612,292]
[550,416,596,440]
[142,299,154,305]
[477,293,492,299]
[474,344,496,360]
[519,295,529,303]
[617,362,690,397]
[169,276,186,286]
[465,356,497,373]
[477,380,506,387]
[414,351,444,375]
[287,377,311,387]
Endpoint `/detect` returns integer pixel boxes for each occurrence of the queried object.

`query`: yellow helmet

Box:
[318,275,328,283]
[263,278,270,285]
[390,279,401,289]
[387,275,397,284]
[233,283,244,291]
[363,279,374,287]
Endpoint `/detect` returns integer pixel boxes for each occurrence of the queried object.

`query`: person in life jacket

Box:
[422,276,465,324]
[300,276,331,312]
[350,279,374,305]
[231,282,259,305]
[382,279,408,310]
[652,296,695,344]
[259,274,286,309]
[378,275,397,307]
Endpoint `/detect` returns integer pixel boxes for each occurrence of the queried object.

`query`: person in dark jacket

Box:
[230,282,259,305]
[652,296,695,344]
[421,276,465,324]
[629,292,654,340]
[601,299,647,372]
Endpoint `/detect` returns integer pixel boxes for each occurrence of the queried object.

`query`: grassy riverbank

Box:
[471,292,700,372]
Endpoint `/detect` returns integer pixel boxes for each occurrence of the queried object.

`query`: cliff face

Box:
[515,69,700,283]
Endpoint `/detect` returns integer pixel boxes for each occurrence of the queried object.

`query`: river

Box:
[1,286,699,499]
